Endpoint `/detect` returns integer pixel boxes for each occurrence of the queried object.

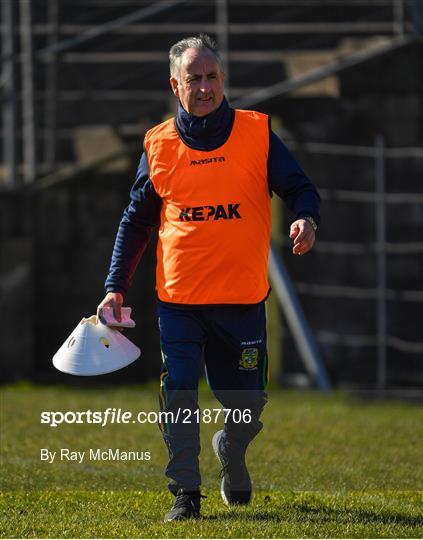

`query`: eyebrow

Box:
[186,71,217,80]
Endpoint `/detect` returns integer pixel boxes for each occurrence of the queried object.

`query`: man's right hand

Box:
[97,292,124,324]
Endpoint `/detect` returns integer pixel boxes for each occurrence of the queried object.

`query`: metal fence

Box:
[279,137,423,387]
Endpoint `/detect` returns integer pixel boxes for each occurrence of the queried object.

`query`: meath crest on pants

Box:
[239,348,259,370]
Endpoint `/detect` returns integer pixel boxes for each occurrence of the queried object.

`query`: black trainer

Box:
[164,488,203,521]
[212,429,252,505]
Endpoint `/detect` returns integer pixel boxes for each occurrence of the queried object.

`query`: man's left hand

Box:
[289,219,316,256]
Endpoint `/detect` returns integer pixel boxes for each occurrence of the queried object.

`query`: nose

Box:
[199,77,211,93]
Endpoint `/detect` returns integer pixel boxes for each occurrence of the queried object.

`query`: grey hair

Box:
[169,33,222,80]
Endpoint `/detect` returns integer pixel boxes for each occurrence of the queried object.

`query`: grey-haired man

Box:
[98,34,319,521]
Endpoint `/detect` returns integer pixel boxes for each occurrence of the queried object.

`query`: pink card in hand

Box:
[99,307,136,328]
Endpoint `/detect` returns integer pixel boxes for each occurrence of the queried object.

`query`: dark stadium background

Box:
[1,0,422,393]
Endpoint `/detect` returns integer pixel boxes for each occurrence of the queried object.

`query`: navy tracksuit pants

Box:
[157,301,269,493]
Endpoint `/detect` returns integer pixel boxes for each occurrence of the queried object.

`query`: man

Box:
[97,34,320,521]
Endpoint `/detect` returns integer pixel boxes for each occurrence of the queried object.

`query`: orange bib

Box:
[144,109,271,304]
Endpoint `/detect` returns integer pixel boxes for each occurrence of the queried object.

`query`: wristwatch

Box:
[303,216,318,232]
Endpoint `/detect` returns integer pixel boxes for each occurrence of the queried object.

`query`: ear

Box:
[169,77,179,97]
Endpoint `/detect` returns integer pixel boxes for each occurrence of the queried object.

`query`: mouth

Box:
[197,96,213,102]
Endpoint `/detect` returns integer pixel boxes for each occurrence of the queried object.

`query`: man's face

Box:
[170,48,225,117]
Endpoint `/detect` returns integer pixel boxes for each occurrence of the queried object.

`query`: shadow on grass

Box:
[201,505,423,528]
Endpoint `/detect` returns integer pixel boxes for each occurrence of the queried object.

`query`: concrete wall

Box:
[0,163,161,383]
[0,190,34,381]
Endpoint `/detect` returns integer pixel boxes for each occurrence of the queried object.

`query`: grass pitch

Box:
[1,382,422,538]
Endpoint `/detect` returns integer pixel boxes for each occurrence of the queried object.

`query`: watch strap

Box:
[304,216,318,231]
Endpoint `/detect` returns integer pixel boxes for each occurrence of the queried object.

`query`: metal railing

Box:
[279,137,423,387]
[2,0,417,187]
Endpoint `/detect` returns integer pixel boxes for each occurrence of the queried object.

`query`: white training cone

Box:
[52,315,141,376]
